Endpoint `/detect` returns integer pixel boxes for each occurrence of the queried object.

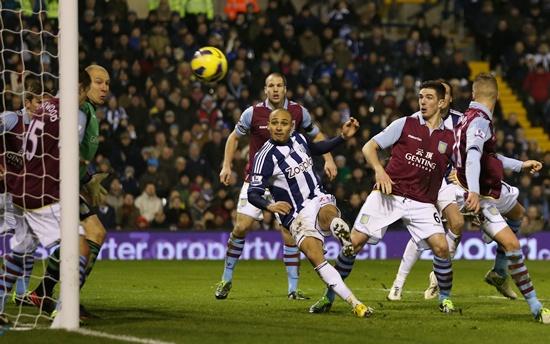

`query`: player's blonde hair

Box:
[472,73,498,102]
[85,64,109,75]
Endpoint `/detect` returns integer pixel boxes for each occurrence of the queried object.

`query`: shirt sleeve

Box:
[307,135,345,155]
[465,117,491,152]
[247,148,274,210]
[497,154,523,172]
[372,117,407,149]
[0,111,19,133]
[234,106,254,137]
[78,110,88,143]
[465,149,482,194]
[300,105,320,138]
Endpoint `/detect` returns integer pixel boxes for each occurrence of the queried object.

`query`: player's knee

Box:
[317,205,338,231]
[351,229,366,254]
[448,216,465,234]
[432,245,450,259]
[502,238,520,252]
[233,220,251,237]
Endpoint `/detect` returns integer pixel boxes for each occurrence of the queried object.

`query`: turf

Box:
[1,259,549,343]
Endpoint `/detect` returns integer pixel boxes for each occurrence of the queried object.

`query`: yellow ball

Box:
[191,46,228,83]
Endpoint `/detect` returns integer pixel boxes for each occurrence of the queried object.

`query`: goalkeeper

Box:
[30,65,110,319]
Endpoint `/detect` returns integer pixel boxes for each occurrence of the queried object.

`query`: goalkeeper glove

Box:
[83,172,109,206]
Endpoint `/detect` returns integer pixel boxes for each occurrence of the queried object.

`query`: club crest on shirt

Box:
[438,141,448,154]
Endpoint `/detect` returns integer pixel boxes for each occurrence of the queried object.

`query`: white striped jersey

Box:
[248,133,326,228]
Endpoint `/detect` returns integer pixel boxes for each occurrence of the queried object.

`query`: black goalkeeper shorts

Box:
[79,195,96,220]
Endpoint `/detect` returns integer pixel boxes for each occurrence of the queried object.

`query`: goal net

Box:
[0,1,80,330]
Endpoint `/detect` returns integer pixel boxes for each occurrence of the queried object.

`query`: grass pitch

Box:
[1,259,549,343]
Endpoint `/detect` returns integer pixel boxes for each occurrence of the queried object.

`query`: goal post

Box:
[51,0,79,330]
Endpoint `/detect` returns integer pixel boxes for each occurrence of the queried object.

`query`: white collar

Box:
[469,101,493,120]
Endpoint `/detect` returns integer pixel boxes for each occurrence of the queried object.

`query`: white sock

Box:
[393,239,421,288]
[446,231,460,259]
[315,261,360,307]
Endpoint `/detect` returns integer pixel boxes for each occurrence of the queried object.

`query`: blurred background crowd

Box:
[0,0,548,235]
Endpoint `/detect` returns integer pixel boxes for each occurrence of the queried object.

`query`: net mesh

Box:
[0,3,60,328]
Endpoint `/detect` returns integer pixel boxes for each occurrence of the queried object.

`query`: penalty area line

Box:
[74,328,175,344]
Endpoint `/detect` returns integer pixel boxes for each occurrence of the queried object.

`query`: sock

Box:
[85,239,102,278]
[506,218,521,234]
[433,255,453,302]
[393,239,421,289]
[445,231,460,259]
[79,255,88,288]
[506,249,542,317]
[493,246,508,277]
[222,234,245,282]
[34,246,60,298]
[315,261,360,307]
[0,252,25,313]
[326,250,357,303]
[16,254,35,297]
[283,245,300,294]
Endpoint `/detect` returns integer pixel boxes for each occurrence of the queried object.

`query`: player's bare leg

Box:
[309,229,367,313]
[300,236,371,318]
[493,226,549,323]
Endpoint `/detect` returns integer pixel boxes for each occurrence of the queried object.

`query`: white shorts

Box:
[289,194,337,247]
[456,182,519,241]
[23,203,85,249]
[0,193,18,233]
[237,182,273,221]
[353,191,445,249]
[437,180,461,212]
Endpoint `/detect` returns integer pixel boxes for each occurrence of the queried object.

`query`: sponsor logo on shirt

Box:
[405,148,436,171]
[285,157,313,179]
[408,134,422,142]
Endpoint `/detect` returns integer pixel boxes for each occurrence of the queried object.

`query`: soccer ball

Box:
[191,46,228,83]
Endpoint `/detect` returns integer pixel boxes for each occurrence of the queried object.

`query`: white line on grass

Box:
[75,328,176,344]
[354,287,548,302]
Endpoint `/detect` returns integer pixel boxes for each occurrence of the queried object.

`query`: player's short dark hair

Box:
[24,78,42,101]
[420,80,445,99]
[79,70,91,91]
[435,78,452,98]
[265,73,287,87]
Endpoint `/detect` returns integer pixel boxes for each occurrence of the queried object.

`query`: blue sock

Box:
[326,250,356,303]
[506,249,542,317]
[506,218,521,234]
[222,234,245,282]
[493,246,508,277]
[15,254,35,296]
[433,255,453,302]
[0,252,25,313]
[283,245,300,294]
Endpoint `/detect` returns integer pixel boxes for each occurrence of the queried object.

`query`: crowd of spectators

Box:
[0,0,548,234]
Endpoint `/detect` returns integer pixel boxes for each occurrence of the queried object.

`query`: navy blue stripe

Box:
[273,149,304,210]
[288,149,317,200]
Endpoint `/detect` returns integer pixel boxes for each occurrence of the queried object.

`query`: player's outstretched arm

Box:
[220,130,240,186]
[363,139,394,194]
[307,118,359,155]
